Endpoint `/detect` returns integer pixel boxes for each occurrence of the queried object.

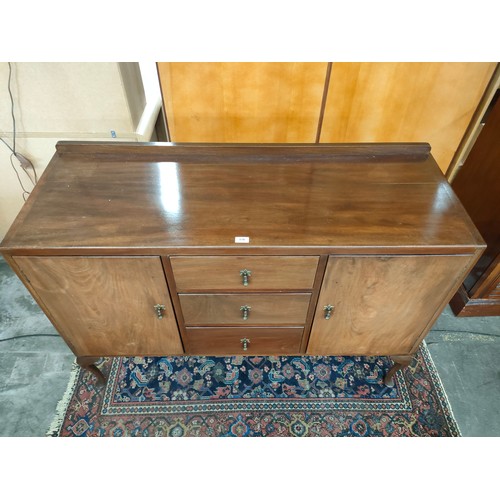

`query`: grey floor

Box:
[1,256,499,437]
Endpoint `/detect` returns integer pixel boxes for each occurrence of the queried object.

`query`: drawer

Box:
[170,256,319,291]
[184,327,303,355]
[179,293,311,326]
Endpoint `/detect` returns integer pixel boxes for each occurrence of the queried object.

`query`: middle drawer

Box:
[179,293,311,326]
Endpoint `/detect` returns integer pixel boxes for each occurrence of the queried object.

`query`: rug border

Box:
[420,341,462,437]
[46,359,81,437]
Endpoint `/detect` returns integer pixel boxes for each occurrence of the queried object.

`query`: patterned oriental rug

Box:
[48,342,460,437]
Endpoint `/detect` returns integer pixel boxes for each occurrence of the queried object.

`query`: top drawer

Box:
[170,256,319,291]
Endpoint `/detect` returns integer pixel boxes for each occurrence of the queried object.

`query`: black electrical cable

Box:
[0,137,14,154]
[17,152,38,184]
[8,61,16,153]
[10,154,31,201]
[0,331,497,344]
[430,329,500,339]
[1,63,16,155]
[2,62,38,198]
[0,334,60,343]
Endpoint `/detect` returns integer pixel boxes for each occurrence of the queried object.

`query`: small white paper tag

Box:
[235,236,250,243]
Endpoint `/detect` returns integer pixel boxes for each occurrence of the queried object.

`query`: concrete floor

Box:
[0,256,499,436]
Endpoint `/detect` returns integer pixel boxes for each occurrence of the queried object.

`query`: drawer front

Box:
[179,293,311,326]
[170,256,319,291]
[184,327,303,355]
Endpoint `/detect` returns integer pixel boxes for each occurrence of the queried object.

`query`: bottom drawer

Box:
[184,327,303,355]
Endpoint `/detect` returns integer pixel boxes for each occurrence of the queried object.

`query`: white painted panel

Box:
[0,62,133,135]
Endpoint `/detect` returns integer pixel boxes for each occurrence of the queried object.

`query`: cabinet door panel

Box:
[307,255,472,355]
[14,256,183,356]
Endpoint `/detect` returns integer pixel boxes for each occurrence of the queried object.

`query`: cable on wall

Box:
[1,62,38,201]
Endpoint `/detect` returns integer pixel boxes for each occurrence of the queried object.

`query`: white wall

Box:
[0,62,160,240]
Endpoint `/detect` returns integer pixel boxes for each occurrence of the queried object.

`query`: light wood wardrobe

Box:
[157,62,496,173]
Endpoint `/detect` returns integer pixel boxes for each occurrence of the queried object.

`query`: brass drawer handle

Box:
[240,337,251,351]
[154,304,166,319]
[323,304,334,320]
[240,305,251,320]
[240,269,252,286]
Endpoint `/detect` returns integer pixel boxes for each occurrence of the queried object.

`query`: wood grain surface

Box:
[170,256,319,291]
[54,141,432,161]
[307,254,474,356]
[0,143,482,253]
[183,327,303,355]
[179,293,311,326]
[13,256,183,356]
[157,62,327,142]
[0,142,486,363]
[320,62,496,173]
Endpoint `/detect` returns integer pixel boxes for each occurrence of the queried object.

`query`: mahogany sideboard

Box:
[0,142,485,386]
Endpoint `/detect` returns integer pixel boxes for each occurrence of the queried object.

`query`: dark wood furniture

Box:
[0,142,485,385]
[449,91,500,316]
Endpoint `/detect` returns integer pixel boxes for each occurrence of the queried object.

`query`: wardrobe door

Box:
[319,62,496,173]
[157,62,327,142]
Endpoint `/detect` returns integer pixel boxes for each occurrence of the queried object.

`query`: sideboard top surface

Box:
[0,142,484,254]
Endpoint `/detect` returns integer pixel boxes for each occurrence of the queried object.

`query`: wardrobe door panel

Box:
[320,62,496,172]
[158,62,327,142]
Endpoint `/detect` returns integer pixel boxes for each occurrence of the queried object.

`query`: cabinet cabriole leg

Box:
[77,356,106,385]
[383,355,413,387]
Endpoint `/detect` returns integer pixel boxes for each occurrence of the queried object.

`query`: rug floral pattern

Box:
[50,343,460,437]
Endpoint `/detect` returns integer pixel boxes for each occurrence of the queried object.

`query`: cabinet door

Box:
[14,256,183,356]
[307,255,472,356]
